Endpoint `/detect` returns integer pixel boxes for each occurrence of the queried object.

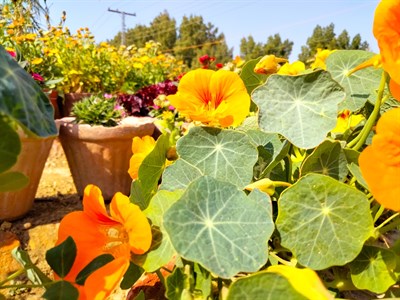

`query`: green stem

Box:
[350,71,388,151]
[373,205,385,223]
[269,252,295,267]
[0,284,45,290]
[155,269,166,288]
[376,213,400,236]
[0,269,25,287]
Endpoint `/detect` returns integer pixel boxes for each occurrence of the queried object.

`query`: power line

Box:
[108,8,136,46]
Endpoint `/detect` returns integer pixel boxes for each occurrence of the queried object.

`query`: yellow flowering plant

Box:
[3,0,400,299]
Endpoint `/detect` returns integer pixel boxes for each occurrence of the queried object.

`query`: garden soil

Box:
[0,139,130,299]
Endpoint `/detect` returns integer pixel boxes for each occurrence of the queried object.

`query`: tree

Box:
[240,35,264,60]
[298,23,369,62]
[240,34,293,60]
[263,34,293,58]
[174,15,232,68]
[148,11,177,51]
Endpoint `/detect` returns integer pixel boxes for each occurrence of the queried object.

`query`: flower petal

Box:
[389,79,400,101]
[83,185,115,224]
[83,257,130,300]
[359,108,400,211]
[56,212,109,281]
[373,0,400,83]
[110,193,152,254]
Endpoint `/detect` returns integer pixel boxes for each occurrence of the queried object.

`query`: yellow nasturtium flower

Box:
[128,135,156,180]
[277,61,305,75]
[267,265,334,300]
[311,48,336,70]
[168,69,250,127]
[254,55,288,75]
[331,110,365,134]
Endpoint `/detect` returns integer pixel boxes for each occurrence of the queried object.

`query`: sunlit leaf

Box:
[252,70,345,149]
[276,174,374,270]
[326,50,384,111]
[132,190,184,272]
[227,271,308,300]
[164,176,274,278]
[240,57,268,94]
[349,246,397,294]
[166,126,258,189]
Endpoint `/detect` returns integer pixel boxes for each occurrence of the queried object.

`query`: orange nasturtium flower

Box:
[167,69,250,127]
[359,108,400,211]
[128,135,156,180]
[56,184,152,298]
[373,0,400,84]
[253,55,288,75]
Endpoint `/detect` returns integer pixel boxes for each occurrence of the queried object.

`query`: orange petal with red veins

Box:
[83,257,130,300]
[83,185,115,224]
[110,193,152,254]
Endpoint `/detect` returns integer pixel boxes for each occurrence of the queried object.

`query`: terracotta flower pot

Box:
[44,89,61,119]
[0,134,56,221]
[57,117,155,200]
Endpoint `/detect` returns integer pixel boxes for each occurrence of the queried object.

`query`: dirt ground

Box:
[1,139,129,299]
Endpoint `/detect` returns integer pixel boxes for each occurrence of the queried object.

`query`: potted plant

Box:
[57,94,155,200]
[0,45,58,221]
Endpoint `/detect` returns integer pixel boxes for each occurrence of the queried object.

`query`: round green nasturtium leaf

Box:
[176,127,258,188]
[159,159,203,191]
[300,139,348,181]
[326,50,384,111]
[227,272,308,300]
[132,190,184,272]
[349,246,397,294]
[164,176,274,278]
[276,174,374,270]
[252,70,345,149]
[240,57,269,95]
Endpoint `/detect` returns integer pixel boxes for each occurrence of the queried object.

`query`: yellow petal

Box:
[267,265,333,300]
[110,193,152,254]
[245,178,275,195]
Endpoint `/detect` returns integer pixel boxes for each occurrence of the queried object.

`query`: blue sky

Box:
[45,0,380,61]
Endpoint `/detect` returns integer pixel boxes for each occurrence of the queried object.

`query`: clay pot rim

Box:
[57,116,155,141]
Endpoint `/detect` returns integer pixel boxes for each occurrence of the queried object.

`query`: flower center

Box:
[103,224,130,258]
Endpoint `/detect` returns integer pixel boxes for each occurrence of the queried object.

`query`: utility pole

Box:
[108,8,136,46]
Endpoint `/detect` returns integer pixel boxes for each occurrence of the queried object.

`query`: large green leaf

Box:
[163,176,274,278]
[227,272,308,300]
[0,118,20,173]
[252,70,345,149]
[45,236,77,278]
[349,246,397,294]
[276,174,374,270]
[132,190,184,272]
[159,159,203,191]
[130,134,170,210]
[300,139,348,181]
[326,50,383,111]
[42,281,79,300]
[0,46,57,137]
[240,57,268,94]
[0,171,29,192]
[170,126,258,189]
